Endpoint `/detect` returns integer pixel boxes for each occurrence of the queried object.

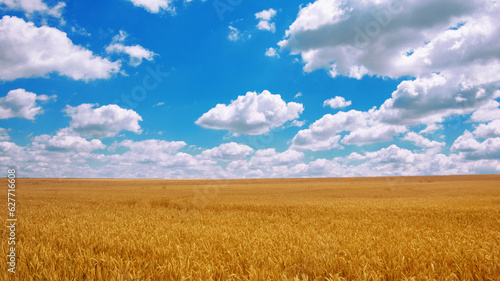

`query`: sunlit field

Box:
[2,175,500,280]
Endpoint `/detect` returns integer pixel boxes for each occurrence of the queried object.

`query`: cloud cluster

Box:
[65,104,143,138]
[0,89,52,120]
[33,128,105,152]
[201,142,254,161]
[0,16,120,81]
[280,0,499,80]
[255,8,277,32]
[196,90,304,136]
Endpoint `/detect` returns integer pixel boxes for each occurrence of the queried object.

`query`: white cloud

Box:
[294,92,302,98]
[0,128,9,141]
[323,96,352,109]
[280,0,499,81]
[127,0,174,13]
[0,16,120,81]
[200,142,254,161]
[255,8,277,32]
[33,128,105,152]
[265,47,279,57]
[228,26,240,41]
[153,102,165,107]
[341,124,407,146]
[65,104,143,138]
[470,99,500,122]
[364,145,415,164]
[473,120,500,138]
[290,110,366,151]
[0,89,49,119]
[451,130,500,160]
[0,0,65,17]
[195,90,304,135]
[226,148,304,178]
[374,73,498,127]
[402,132,445,150]
[451,131,482,152]
[106,43,157,67]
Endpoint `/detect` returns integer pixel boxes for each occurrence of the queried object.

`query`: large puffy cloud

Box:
[200,142,254,161]
[470,98,500,122]
[451,130,500,160]
[65,104,142,138]
[195,90,304,135]
[341,124,407,146]
[290,110,366,151]
[374,73,499,127]
[127,0,174,13]
[291,109,406,150]
[0,89,51,119]
[106,43,156,67]
[281,0,500,152]
[0,16,120,81]
[473,120,500,138]
[280,0,499,80]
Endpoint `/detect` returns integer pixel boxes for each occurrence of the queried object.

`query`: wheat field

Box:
[1,175,499,280]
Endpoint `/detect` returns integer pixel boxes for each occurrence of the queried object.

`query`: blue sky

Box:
[1,0,499,178]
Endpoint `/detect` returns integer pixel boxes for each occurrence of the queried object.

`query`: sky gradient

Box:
[1,0,499,178]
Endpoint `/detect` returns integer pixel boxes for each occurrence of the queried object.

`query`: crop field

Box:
[1,175,500,280]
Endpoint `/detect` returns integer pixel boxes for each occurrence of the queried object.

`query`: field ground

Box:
[1,175,500,280]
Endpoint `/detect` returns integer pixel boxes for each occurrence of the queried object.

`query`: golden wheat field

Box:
[1,175,500,280]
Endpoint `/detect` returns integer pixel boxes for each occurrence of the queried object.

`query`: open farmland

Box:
[1,175,500,280]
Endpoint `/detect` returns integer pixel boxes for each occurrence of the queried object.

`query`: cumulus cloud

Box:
[0,0,65,17]
[106,43,157,67]
[280,0,499,80]
[0,89,50,119]
[255,8,277,32]
[127,0,174,13]
[341,124,407,146]
[265,47,279,57]
[200,142,254,161]
[65,104,142,138]
[323,96,351,109]
[195,90,304,135]
[402,132,445,150]
[290,110,367,151]
[0,16,120,81]
[33,128,105,152]
[451,130,500,160]
[470,99,500,122]
[374,73,499,127]
[473,120,500,138]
